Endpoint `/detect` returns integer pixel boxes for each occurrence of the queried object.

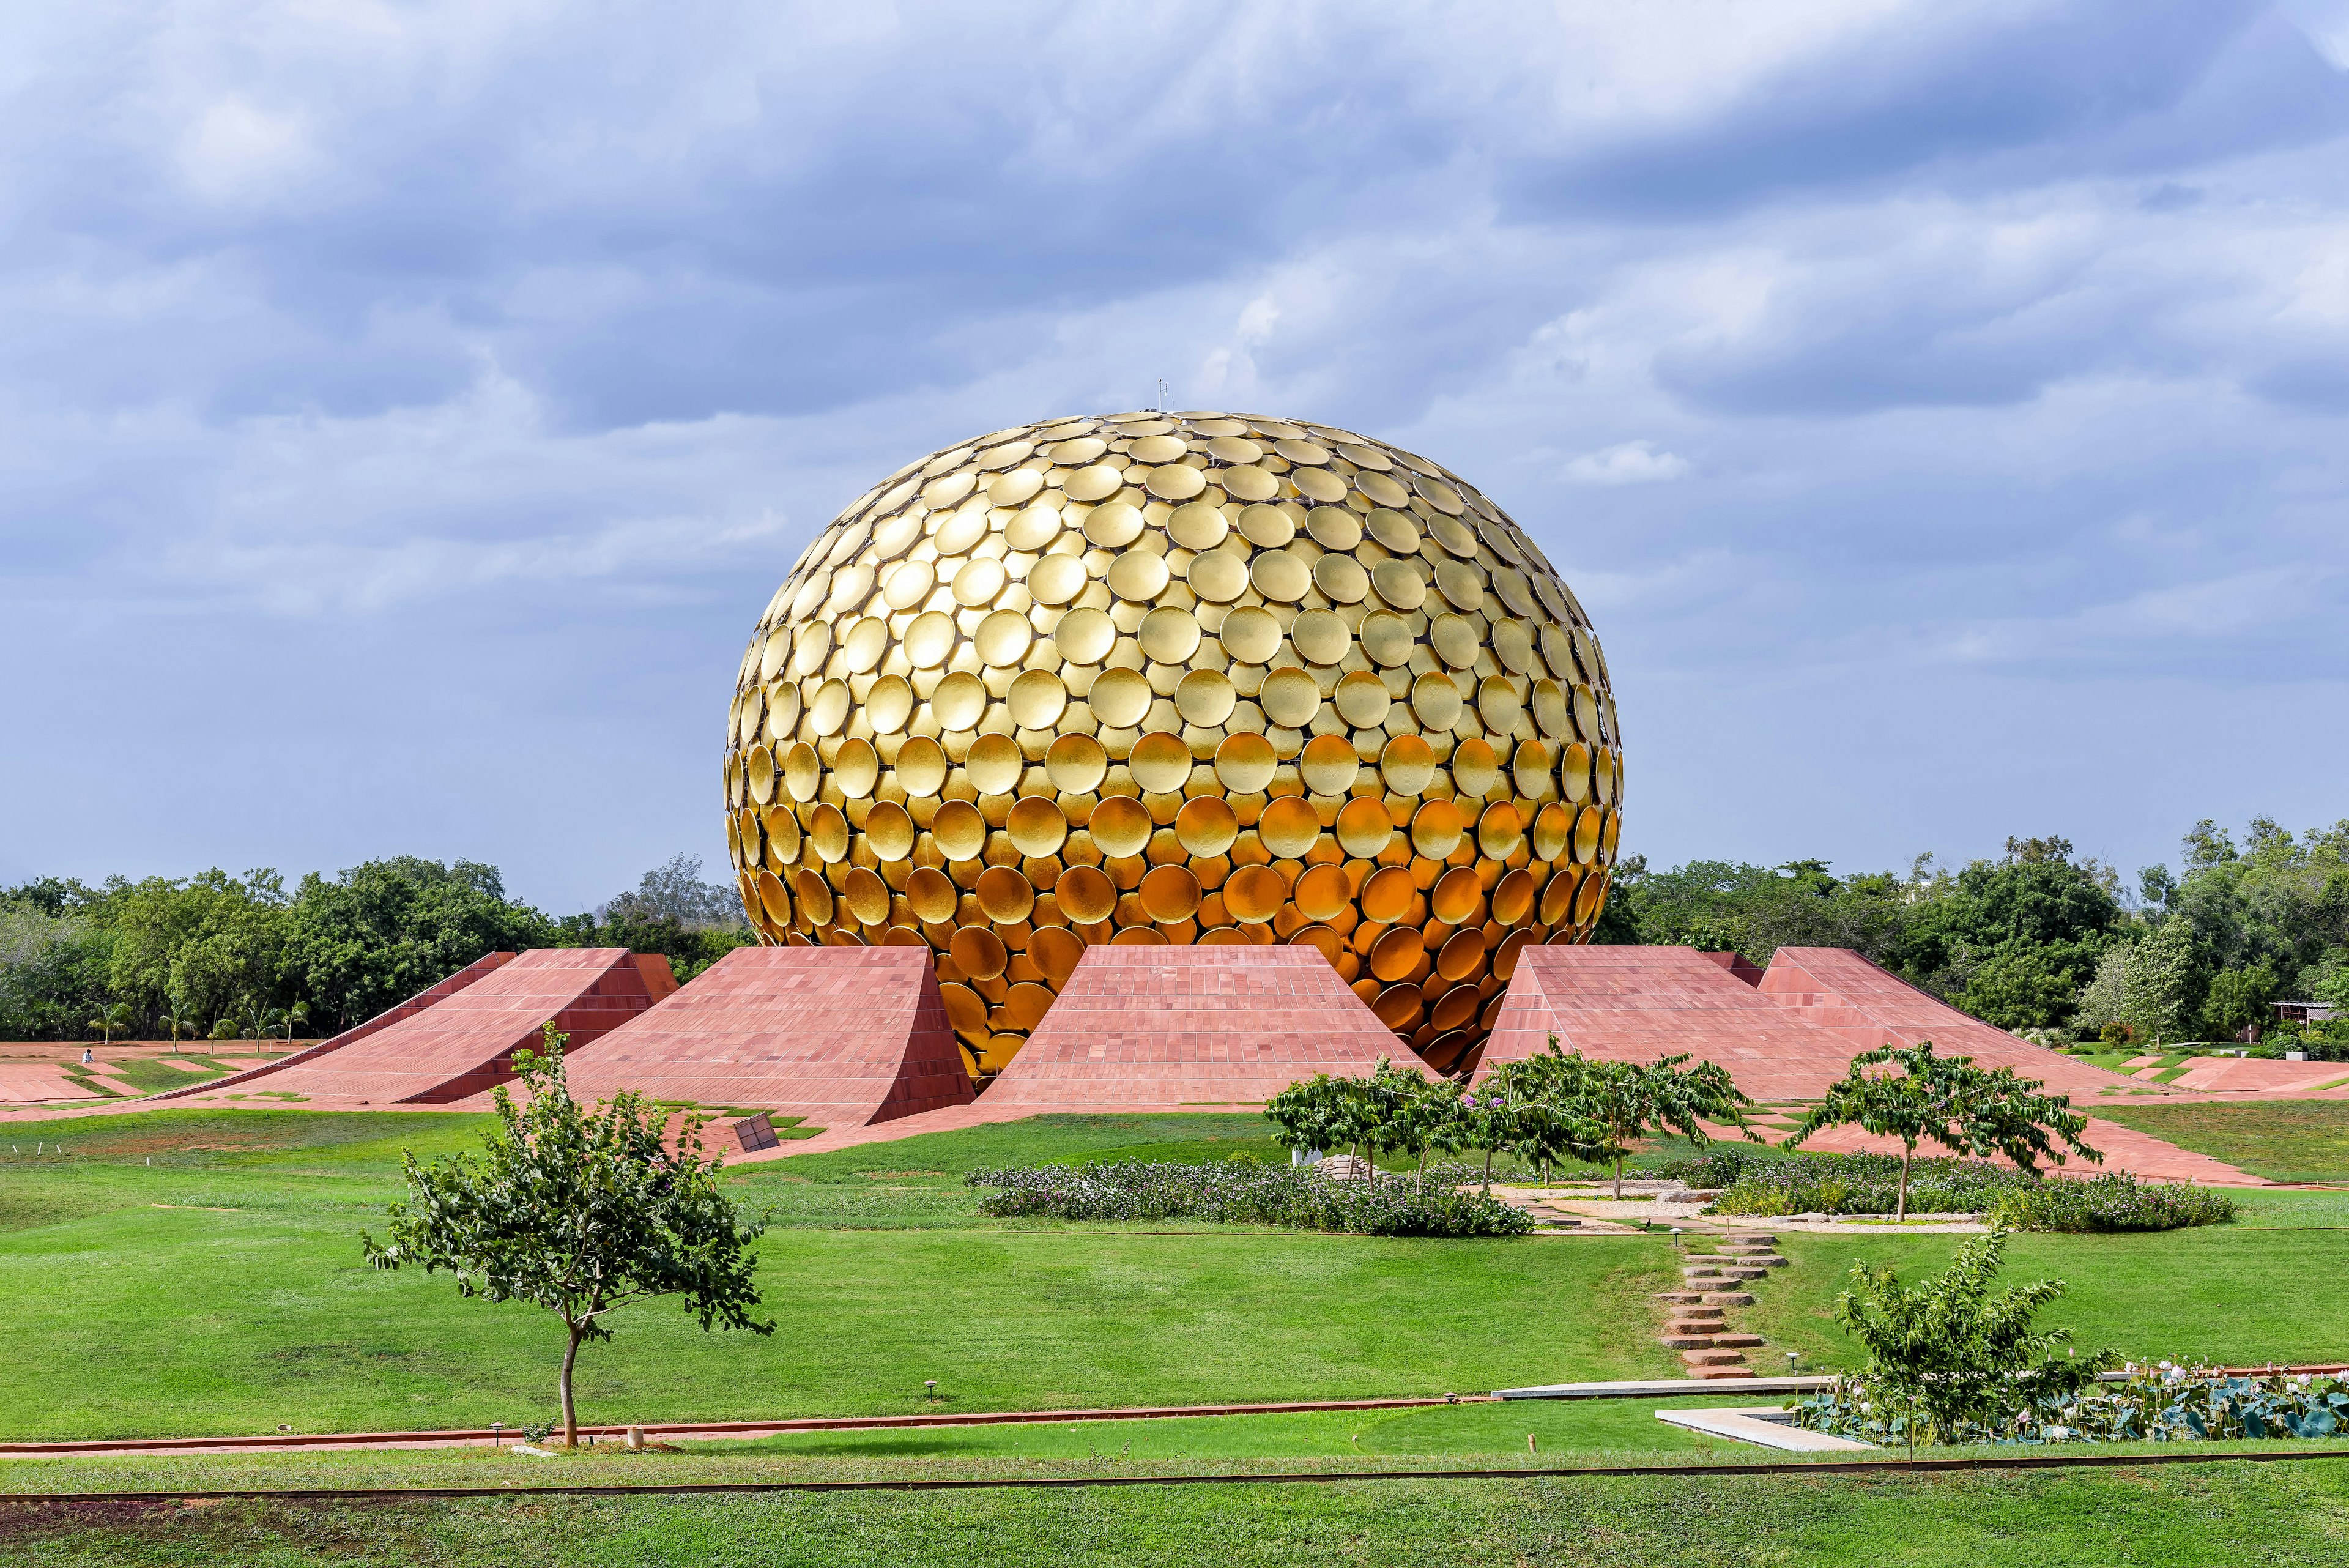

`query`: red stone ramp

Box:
[542,946,973,1130]
[175,949,672,1105]
[1757,948,2145,1097]
[1472,945,1869,1102]
[981,946,1427,1111]
[155,951,518,1101]
[1794,1118,2266,1186]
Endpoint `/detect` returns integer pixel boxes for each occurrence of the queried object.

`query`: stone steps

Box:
[1689,1365,1757,1380]
[1702,1291,1756,1307]
[1682,1348,1746,1367]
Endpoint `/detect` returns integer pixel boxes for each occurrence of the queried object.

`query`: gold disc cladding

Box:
[1008,668,1069,729]
[1217,605,1281,663]
[1359,611,1412,667]
[1213,732,1276,792]
[1087,667,1152,728]
[1167,502,1228,550]
[904,610,957,667]
[1411,672,1462,729]
[1257,795,1322,858]
[1333,671,1391,729]
[867,674,914,734]
[1411,798,1464,859]
[1335,797,1393,858]
[1085,503,1145,549]
[1088,795,1152,858]
[1360,864,1414,923]
[761,804,800,863]
[1128,434,1187,463]
[1430,865,1482,925]
[1186,551,1248,603]
[1029,926,1086,983]
[844,867,892,927]
[1237,504,1294,546]
[1223,864,1285,923]
[976,609,1033,667]
[1174,669,1236,726]
[1053,606,1116,664]
[1366,508,1419,553]
[1055,864,1118,924]
[1313,554,1368,604]
[966,732,1023,795]
[1063,464,1123,502]
[1453,737,1501,797]
[842,615,889,672]
[1491,867,1536,925]
[896,735,948,797]
[951,926,1009,981]
[976,865,1035,923]
[933,671,988,731]
[932,799,987,861]
[1259,667,1321,728]
[1138,863,1203,923]
[1379,734,1436,794]
[1293,863,1351,921]
[1174,795,1239,857]
[1430,614,1479,669]
[1045,732,1108,792]
[1291,608,1350,666]
[792,868,835,925]
[1004,981,1055,1030]
[1028,554,1087,607]
[1250,550,1310,603]
[1298,733,1359,794]
[1305,507,1362,551]
[1007,504,1061,551]
[810,679,850,737]
[1139,606,1202,663]
[907,865,959,924]
[1006,796,1070,858]
[1108,551,1170,601]
[1371,560,1426,611]
[1532,802,1573,861]
[782,742,821,802]
[1478,801,1523,859]
[1370,926,1425,983]
[1478,676,1523,731]
[1220,465,1277,501]
[1129,730,1193,793]
[866,800,915,861]
[1146,464,1206,500]
[834,738,879,798]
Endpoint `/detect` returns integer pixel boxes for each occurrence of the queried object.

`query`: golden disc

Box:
[1373,982,1423,1030]
[1259,667,1321,729]
[1290,864,1348,924]
[1257,795,1323,860]
[1366,508,1419,552]
[1429,864,1482,925]
[1138,606,1202,663]
[1045,732,1108,793]
[1360,863,1414,923]
[1223,864,1285,923]
[1213,731,1277,793]
[904,609,958,667]
[1030,924,1087,983]
[1420,478,1466,518]
[1088,794,1153,858]
[762,803,801,863]
[1291,608,1351,666]
[1437,926,1486,982]
[1138,863,1203,923]
[1430,614,1479,669]
[1602,807,1622,861]
[746,743,776,804]
[1203,435,1262,463]
[1333,670,1392,729]
[1359,611,1412,667]
[1129,730,1193,793]
[1357,470,1409,507]
[834,737,880,798]
[782,741,821,802]
[1559,741,1592,803]
[867,674,915,734]
[1167,501,1229,550]
[1004,981,1056,1030]
[1298,732,1359,795]
[1573,685,1602,743]
[842,615,889,673]
[1063,464,1123,502]
[1491,866,1536,925]
[1039,609,1110,671]
[989,468,1044,507]
[1453,737,1500,798]
[882,557,936,612]
[825,567,873,617]
[1174,668,1237,727]
[966,732,1023,795]
[1008,667,1069,729]
[940,979,990,1035]
[1478,676,1524,732]
[1409,798,1464,859]
[1574,805,1603,864]
[1146,463,1206,500]
[844,866,892,927]
[1217,605,1282,664]
[1291,467,1346,503]
[1477,801,1523,860]
[1378,734,1437,795]
[865,800,916,861]
[1575,871,1606,925]
[1273,437,1330,466]
[1199,925,1251,946]
[952,557,1008,608]
[792,868,835,924]
[932,799,988,861]
[1491,617,1535,674]
[904,864,959,925]
[1007,503,1061,551]
[1112,925,1170,945]
[1493,927,1534,983]
[809,803,850,863]
[1055,864,1118,924]
[1304,506,1362,551]
[923,470,977,507]
[1313,553,1369,604]
[976,865,1036,923]
[1508,738,1548,798]
[1087,667,1152,727]
[1430,984,1482,1033]
[1108,549,1170,601]
[1250,549,1310,603]
[1026,552,1088,607]
[755,868,792,928]
[1371,559,1427,611]
[1007,795,1071,858]
[763,679,800,741]
[1540,865,1581,926]
[1220,464,1278,501]
[1186,550,1249,603]
[1084,502,1145,549]
[951,925,1010,981]
[1289,923,1345,964]
[880,924,928,948]
[1335,797,1395,858]
[1531,801,1573,861]
[1369,926,1425,983]
[790,617,833,677]
[895,735,949,798]
[1174,795,1239,857]
[1237,503,1294,547]
[810,678,852,737]
[974,608,1033,667]
[1047,436,1107,464]
[1411,671,1462,729]
[932,671,988,731]
[872,511,923,558]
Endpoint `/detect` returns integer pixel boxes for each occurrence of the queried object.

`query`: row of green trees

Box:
[1266,1039,2098,1220]
[0,855,752,1044]
[1603,817,2349,1049]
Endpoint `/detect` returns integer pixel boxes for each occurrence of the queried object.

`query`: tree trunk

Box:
[1483,1147,1495,1191]
[1896,1145,1912,1224]
[560,1324,583,1448]
[1613,1150,1625,1202]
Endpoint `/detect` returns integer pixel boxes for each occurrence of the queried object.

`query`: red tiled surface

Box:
[0,1065,108,1103]
[1474,945,1874,1101]
[1794,1117,2264,1186]
[174,949,660,1105]
[157,952,519,1101]
[1757,948,2145,1097]
[1698,951,1765,986]
[541,946,973,1128]
[2169,1055,2349,1093]
[982,946,1428,1110]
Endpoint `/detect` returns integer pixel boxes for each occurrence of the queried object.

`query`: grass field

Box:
[9,1460,2349,1566]
[2098,1100,2349,1186]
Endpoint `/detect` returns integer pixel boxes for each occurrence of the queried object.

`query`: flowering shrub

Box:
[1795,1363,2349,1446]
[965,1159,1534,1238]
[1703,1151,2232,1232]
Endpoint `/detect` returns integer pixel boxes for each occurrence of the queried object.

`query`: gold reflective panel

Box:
[1045,731,1109,793]
[1129,730,1192,793]
[729,411,1619,1072]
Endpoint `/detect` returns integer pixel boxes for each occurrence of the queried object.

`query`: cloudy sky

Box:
[5,0,2347,912]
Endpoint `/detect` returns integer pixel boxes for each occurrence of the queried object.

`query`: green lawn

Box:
[9,1460,2349,1567]
[2098,1101,2349,1186]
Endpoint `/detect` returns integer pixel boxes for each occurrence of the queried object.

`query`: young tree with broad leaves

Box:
[86,1001,133,1048]
[1524,1041,1756,1199]
[363,1025,772,1446]
[158,993,202,1054]
[1781,1040,2100,1222]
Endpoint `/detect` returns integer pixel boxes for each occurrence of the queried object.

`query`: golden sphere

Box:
[722,412,1623,1079]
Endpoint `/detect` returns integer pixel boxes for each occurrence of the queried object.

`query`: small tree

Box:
[1831,1224,2113,1445]
[1467,1057,1609,1188]
[1264,1074,1353,1164]
[159,994,202,1054]
[87,1002,133,1048]
[1783,1041,2100,1221]
[363,1025,773,1446]
[1531,1041,1754,1199]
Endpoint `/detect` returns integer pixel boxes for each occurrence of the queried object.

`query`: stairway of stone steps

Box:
[1494,1194,1581,1230]
[1658,1232,1785,1379]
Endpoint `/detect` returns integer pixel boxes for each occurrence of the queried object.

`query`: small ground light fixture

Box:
[1787,1352,1802,1371]
[926,1380,938,1399]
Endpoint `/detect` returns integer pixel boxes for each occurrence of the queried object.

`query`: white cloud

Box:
[1562,440,1693,485]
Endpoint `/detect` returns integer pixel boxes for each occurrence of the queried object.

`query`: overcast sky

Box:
[5,1,2347,913]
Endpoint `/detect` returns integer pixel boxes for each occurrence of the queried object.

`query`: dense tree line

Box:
[0,855,751,1042]
[1599,817,2349,1054]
